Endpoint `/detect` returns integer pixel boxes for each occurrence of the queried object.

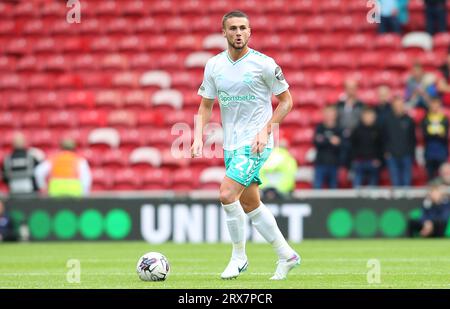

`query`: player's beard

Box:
[227,37,248,50]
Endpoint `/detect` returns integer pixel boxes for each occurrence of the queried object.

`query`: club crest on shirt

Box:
[275,66,285,81]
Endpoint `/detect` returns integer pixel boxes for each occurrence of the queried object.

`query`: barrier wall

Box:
[6,195,445,242]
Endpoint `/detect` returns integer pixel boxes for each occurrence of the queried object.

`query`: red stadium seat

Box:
[345,33,375,51]
[79,148,103,168]
[123,90,151,110]
[291,128,315,146]
[27,73,54,90]
[100,54,128,70]
[90,36,117,52]
[7,92,30,111]
[96,90,123,109]
[91,168,114,191]
[142,168,172,190]
[33,37,58,54]
[105,18,134,34]
[102,149,130,168]
[78,110,107,128]
[0,20,15,35]
[47,111,77,128]
[23,19,47,35]
[13,2,38,17]
[5,38,31,55]
[34,91,65,110]
[112,72,139,89]
[73,54,99,71]
[16,55,39,72]
[118,35,146,52]
[66,90,95,109]
[120,130,147,150]
[374,34,402,51]
[0,112,18,129]
[107,110,137,128]
[316,34,344,51]
[121,0,149,16]
[172,168,200,190]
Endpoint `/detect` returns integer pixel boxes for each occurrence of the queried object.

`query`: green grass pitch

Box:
[0,239,449,289]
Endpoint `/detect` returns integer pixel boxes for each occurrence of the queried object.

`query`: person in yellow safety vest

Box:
[34,139,92,197]
[259,140,297,200]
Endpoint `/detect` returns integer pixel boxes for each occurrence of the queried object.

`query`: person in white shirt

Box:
[191,11,299,280]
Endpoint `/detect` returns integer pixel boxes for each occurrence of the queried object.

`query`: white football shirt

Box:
[198,48,289,151]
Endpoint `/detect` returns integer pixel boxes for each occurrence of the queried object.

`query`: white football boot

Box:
[270,254,301,280]
[221,258,248,279]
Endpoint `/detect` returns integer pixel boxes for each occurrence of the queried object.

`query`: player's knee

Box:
[220,188,237,205]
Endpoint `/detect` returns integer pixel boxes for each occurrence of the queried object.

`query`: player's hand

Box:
[190,139,203,158]
[251,129,268,154]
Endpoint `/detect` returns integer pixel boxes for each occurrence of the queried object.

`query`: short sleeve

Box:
[262,58,289,96]
[197,59,217,99]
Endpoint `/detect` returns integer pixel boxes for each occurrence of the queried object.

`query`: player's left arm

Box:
[251,90,293,153]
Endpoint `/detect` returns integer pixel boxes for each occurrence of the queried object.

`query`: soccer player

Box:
[191,11,300,280]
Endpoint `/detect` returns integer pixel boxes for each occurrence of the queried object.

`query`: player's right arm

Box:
[191,97,214,158]
[191,58,216,158]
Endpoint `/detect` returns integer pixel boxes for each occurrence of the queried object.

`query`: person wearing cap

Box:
[2,132,41,195]
[35,139,92,197]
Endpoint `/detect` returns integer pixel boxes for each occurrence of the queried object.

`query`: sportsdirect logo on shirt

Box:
[217,90,256,107]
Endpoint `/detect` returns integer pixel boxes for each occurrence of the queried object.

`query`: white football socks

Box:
[222,200,247,260]
[247,202,296,260]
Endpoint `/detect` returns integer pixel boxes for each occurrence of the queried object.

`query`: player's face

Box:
[223,17,251,50]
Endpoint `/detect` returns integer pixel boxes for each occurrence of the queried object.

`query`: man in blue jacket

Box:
[408,181,450,237]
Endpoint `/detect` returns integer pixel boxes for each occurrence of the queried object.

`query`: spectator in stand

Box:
[35,138,92,197]
[377,0,401,33]
[439,162,450,185]
[424,0,448,35]
[437,47,450,106]
[397,0,410,28]
[350,108,383,187]
[408,180,449,237]
[376,85,393,126]
[336,79,365,168]
[405,62,437,109]
[0,200,17,242]
[383,96,417,186]
[260,138,297,200]
[422,96,449,180]
[2,132,41,195]
[313,106,342,189]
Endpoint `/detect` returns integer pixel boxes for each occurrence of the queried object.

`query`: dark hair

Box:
[222,10,249,29]
[430,95,442,103]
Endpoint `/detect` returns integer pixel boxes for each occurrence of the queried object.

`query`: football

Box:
[136,252,170,281]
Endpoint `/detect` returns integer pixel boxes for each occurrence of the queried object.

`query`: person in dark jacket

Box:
[408,180,450,237]
[376,85,393,126]
[2,132,40,195]
[335,79,366,168]
[313,106,342,189]
[383,96,416,186]
[424,0,447,35]
[0,201,17,242]
[350,108,383,187]
[421,96,449,180]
